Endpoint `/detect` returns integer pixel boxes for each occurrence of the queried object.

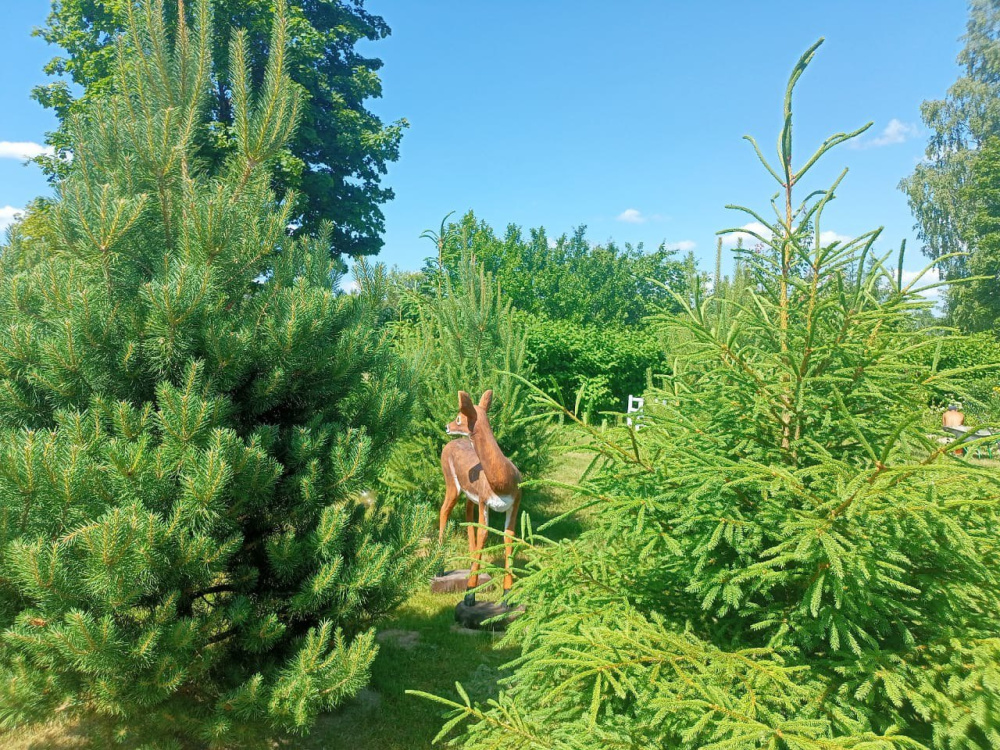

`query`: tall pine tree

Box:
[0,0,428,744]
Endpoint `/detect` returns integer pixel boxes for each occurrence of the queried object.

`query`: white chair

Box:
[626,395,644,428]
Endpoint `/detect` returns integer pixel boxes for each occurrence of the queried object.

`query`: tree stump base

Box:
[454,598,524,631]
[430,570,491,594]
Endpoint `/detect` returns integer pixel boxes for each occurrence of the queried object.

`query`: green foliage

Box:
[423,211,688,327]
[900,0,1000,279]
[928,331,1000,374]
[408,211,688,417]
[951,135,1000,333]
[32,0,403,256]
[902,331,1000,419]
[0,2,429,744]
[522,315,667,418]
[378,267,425,325]
[383,254,553,505]
[425,41,1000,749]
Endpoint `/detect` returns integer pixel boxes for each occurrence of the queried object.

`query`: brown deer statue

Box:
[440,389,521,605]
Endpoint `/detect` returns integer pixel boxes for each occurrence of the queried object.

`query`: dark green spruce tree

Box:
[419,41,1000,749]
[0,1,428,745]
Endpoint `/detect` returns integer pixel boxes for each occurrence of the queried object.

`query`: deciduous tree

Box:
[900,0,1000,280]
[422,211,687,328]
[33,0,403,256]
[953,136,1000,333]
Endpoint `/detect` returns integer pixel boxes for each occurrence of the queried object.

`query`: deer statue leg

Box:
[437,470,460,576]
[439,454,461,544]
[465,502,490,604]
[463,500,477,603]
[502,495,520,602]
[465,498,476,562]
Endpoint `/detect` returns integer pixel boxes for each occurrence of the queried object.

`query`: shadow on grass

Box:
[526,490,588,541]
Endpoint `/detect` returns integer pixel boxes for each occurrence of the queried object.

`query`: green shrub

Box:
[423,41,1000,750]
[901,331,1000,419]
[410,212,693,421]
[0,3,429,744]
[522,315,668,418]
[931,332,1000,419]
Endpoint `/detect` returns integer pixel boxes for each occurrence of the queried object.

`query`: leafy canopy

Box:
[900,0,1000,280]
[423,211,688,328]
[411,211,688,416]
[32,0,403,256]
[952,135,1000,334]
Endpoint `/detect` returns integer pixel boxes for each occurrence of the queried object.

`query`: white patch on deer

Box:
[486,494,514,512]
[449,458,512,512]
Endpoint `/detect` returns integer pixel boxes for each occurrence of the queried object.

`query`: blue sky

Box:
[0,1,968,279]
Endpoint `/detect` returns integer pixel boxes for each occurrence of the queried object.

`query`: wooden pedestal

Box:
[430,570,491,594]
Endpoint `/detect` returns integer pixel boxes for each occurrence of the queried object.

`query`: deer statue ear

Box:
[478,390,493,412]
[458,390,475,419]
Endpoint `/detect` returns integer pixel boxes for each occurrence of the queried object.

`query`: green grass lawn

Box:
[2,445,596,750]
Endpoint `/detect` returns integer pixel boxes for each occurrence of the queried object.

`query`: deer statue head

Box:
[445,389,493,437]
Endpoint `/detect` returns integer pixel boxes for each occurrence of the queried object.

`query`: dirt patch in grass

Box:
[0,714,130,750]
[376,628,421,650]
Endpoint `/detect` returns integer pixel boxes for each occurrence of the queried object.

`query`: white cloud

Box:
[851,119,919,149]
[721,221,771,247]
[898,268,936,286]
[819,230,852,245]
[898,266,942,300]
[668,240,697,252]
[0,141,53,160]
[721,227,851,248]
[340,279,360,294]
[0,206,23,233]
[617,208,646,224]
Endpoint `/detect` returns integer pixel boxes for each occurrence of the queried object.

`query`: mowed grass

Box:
[1,442,596,750]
